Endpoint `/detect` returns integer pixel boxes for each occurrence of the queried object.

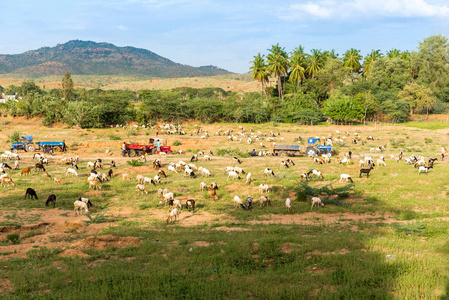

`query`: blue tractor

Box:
[11,136,36,153]
[305,138,333,157]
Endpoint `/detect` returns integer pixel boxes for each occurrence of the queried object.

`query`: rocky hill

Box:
[0,40,231,77]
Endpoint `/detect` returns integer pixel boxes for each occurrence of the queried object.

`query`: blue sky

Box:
[1,0,448,73]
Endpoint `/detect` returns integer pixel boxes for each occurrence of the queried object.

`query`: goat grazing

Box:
[66,168,79,177]
[20,167,31,177]
[418,165,433,175]
[135,184,149,194]
[246,172,252,185]
[185,199,195,212]
[339,174,354,183]
[311,197,324,209]
[359,165,374,178]
[166,208,179,223]
[25,188,38,199]
[263,168,275,177]
[259,196,271,208]
[285,198,292,211]
[208,188,218,201]
[233,196,246,209]
[45,194,57,208]
[74,200,89,215]
[258,184,270,193]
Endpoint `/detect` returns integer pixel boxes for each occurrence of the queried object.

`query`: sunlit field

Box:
[1,118,449,299]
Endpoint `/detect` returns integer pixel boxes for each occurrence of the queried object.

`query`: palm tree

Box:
[362,50,383,76]
[387,49,401,59]
[306,49,324,78]
[342,48,362,74]
[249,53,269,97]
[266,44,289,100]
[288,46,308,88]
[323,49,338,60]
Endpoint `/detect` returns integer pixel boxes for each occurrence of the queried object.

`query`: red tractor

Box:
[122,138,172,157]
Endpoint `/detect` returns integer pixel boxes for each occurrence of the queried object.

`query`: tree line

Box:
[0,35,447,127]
[250,34,449,123]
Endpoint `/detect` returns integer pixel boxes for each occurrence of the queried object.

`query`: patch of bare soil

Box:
[73,235,140,251]
[58,249,90,258]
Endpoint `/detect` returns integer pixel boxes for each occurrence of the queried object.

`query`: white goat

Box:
[311,197,324,209]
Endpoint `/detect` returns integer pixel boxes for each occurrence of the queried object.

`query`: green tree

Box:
[342,48,362,74]
[306,49,324,78]
[288,54,306,88]
[362,50,383,77]
[398,83,437,119]
[62,72,74,100]
[266,44,289,100]
[323,92,364,124]
[354,92,380,124]
[249,53,269,97]
[387,49,401,59]
[416,35,449,101]
[366,57,411,93]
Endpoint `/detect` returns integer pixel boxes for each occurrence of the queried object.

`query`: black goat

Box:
[25,188,38,199]
[108,169,113,178]
[45,194,56,208]
[0,163,12,169]
[359,165,374,178]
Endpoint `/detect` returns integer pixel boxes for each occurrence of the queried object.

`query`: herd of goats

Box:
[0,126,445,224]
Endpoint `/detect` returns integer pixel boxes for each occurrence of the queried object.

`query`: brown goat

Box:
[208,188,218,201]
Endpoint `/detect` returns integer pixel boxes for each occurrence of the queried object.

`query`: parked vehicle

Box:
[122,138,172,157]
[272,144,302,156]
[11,136,67,153]
[305,138,333,157]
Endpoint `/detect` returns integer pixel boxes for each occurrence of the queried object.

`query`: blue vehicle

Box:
[272,144,302,156]
[11,136,36,153]
[11,136,67,153]
[306,138,333,157]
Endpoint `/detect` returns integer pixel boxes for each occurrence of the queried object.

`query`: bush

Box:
[6,233,20,244]
[108,134,121,140]
[126,160,143,167]
[8,131,20,143]
[172,140,182,146]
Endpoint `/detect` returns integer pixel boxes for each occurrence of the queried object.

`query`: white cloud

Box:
[279,0,449,20]
[116,25,128,30]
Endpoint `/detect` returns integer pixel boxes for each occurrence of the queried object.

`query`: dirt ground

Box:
[1,116,448,259]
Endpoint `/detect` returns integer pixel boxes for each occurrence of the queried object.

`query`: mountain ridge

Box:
[0,40,231,77]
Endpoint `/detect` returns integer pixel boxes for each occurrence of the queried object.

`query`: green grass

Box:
[2,121,449,298]
[402,121,449,130]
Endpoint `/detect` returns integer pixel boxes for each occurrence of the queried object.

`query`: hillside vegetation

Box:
[0,40,231,77]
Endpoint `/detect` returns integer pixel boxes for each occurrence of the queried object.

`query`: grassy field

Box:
[1,119,449,299]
